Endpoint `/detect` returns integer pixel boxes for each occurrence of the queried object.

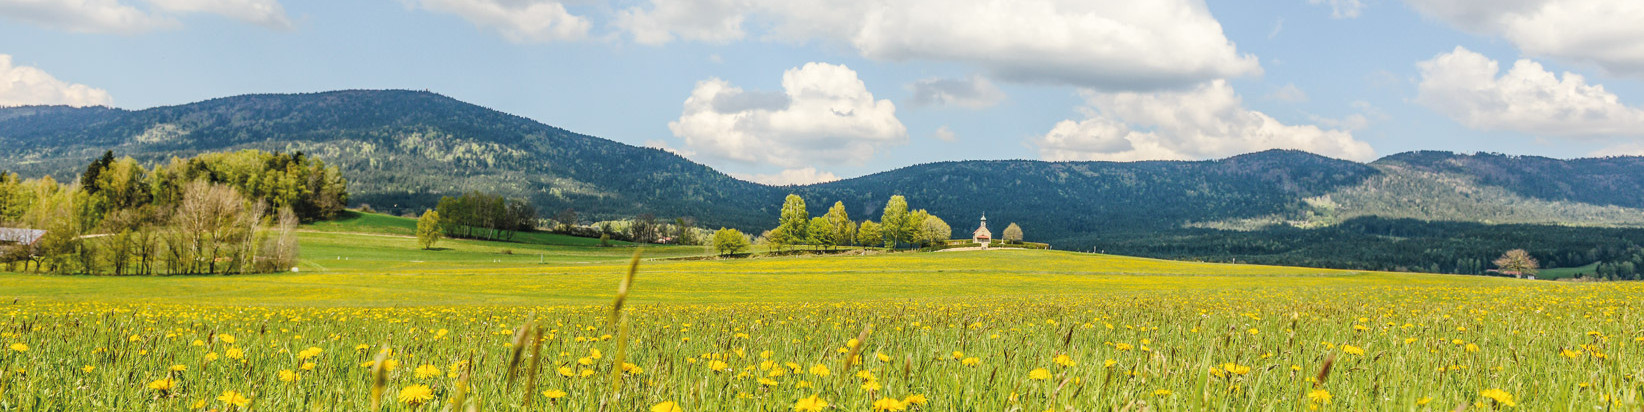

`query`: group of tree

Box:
[543,208,710,247]
[0,149,338,275]
[433,192,537,241]
[762,194,951,253]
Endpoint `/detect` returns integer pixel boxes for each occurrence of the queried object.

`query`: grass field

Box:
[2,215,1642,410]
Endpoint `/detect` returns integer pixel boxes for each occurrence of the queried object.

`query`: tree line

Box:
[711,194,974,256]
[434,192,538,242]
[0,150,345,275]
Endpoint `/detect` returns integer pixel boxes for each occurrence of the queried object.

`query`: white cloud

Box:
[908,75,1005,109]
[1407,0,1644,76]
[932,126,957,142]
[0,0,293,33]
[145,0,292,30]
[1415,46,1644,137]
[1265,83,1309,103]
[1309,0,1366,18]
[615,0,745,45]
[733,167,840,186]
[1032,80,1375,162]
[1589,143,1644,157]
[0,54,113,107]
[0,0,176,34]
[669,62,906,168]
[414,0,590,43]
[618,0,1260,90]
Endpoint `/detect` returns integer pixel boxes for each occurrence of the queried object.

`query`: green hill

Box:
[6,90,1644,276]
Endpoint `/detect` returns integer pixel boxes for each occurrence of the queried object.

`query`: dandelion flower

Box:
[793,394,827,412]
[7,343,26,352]
[808,364,830,377]
[397,384,436,406]
[1028,368,1052,380]
[414,364,441,379]
[148,378,175,391]
[650,401,682,412]
[1307,389,1331,404]
[1480,389,1516,407]
[1052,354,1076,367]
[169,364,188,372]
[961,357,981,366]
[278,369,298,382]
[1342,345,1365,356]
[1154,389,1172,396]
[216,390,250,408]
[871,397,907,411]
[1416,396,1432,406]
[219,334,235,344]
[902,394,927,406]
[542,389,567,399]
[297,347,323,359]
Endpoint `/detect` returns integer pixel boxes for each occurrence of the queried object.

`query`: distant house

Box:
[972,214,992,247]
[0,228,45,246]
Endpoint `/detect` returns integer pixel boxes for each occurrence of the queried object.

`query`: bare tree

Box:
[1493,249,1539,278]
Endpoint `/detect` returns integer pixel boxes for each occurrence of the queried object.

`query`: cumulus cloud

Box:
[1308,0,1366,18]
[669,62,906,168]
[1414,46,1644,137]
[1407,0,1644,76]
[908,75,1005,109]
[145,0,292,30]
[0,0,176,34]
[614,0,745,45]
[0,0,293,33]
[0,54,113,107]
[414,0,590,43]
[617,0,1260,90]
[1589,143,1644,157]
[1032,80,1375,162]
[734,167,840,186]
[932,126,957,142]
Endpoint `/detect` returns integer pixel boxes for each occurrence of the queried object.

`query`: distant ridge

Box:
[5,90,1644,256]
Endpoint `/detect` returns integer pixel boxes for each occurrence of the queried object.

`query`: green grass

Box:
[1538,262,1599,280]
[3,229,1642,410]
[302,210,633,247]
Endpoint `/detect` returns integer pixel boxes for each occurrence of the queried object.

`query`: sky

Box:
[3,0,1644,185]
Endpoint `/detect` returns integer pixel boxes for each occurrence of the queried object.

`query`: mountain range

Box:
[6,90,1644,273]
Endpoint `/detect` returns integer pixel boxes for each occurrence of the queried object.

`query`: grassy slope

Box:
[1538,262,1599,280]
[0,223,1519,306]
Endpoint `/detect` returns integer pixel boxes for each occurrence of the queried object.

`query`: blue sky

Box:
[2,0,1643,184]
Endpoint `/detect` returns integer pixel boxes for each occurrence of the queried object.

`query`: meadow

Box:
[1,216,1642,410]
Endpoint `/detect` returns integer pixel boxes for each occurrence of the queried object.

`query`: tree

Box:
[675,217,700,245]
[906,209,931,246]
[553,208,578,231]
[857,220,882,249]
[1493,249,1539,278]
[920,215,951,248]
[631,213,660,244]
[776,194,809,250]
[825,201,851,248]
[807,217,835,250]
[712,228,751,256]
[417,209,442,250]
[880,195,909,249]
[1003,223,1024,243]
[262,206,300,271]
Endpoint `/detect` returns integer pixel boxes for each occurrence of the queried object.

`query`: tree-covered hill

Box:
[0,90,781,229]
[6,90,1644,276]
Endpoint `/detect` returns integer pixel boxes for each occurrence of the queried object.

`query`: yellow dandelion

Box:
[1307,389,1331,404]
[7,343,26,352]
[793,394,828,412]
[1028,368,1052,380]
[278,369,298,382]
[542,389,567,399]
[397,384,435,406]
[650,401,682,412]
[414,364,441,379]
[871,397,908,411]
[297,347,323,359]
[216,390,250,408]
[1480,389,1516,407]
[808,363,830,377]
[1342,345,1365,356]
[1154,389,1172,396]
[902,394,927,406]
[148,378,176,391]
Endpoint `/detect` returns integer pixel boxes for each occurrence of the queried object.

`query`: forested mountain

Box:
[6,90,1644,276]
[0,90,780,228]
